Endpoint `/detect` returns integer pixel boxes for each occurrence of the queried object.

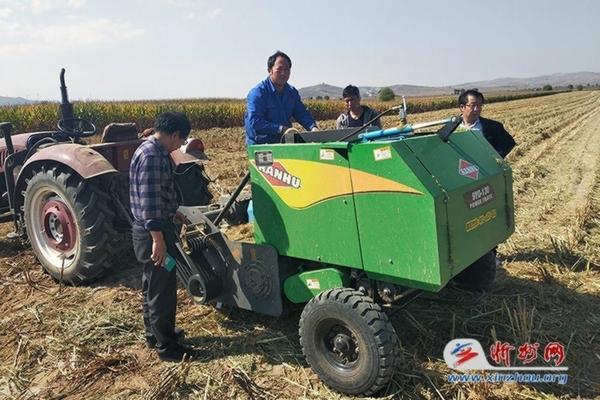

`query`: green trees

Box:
[378,87,395,101]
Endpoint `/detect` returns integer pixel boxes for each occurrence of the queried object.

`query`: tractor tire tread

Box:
[24,167,119,284]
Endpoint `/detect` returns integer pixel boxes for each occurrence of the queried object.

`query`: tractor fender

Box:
[283,268,350,304]
[13,143,117,212]
[170,148,208,166]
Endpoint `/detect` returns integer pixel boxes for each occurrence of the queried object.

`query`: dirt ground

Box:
[1,91,599,399]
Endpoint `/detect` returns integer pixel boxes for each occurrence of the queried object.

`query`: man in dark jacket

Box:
[336,85,382,129]
[458,89,516,158]
[458,90,515,270]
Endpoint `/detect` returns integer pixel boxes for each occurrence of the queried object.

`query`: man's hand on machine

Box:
[173,211,191,225]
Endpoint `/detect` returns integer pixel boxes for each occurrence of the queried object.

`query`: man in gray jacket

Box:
[336,85,382,129]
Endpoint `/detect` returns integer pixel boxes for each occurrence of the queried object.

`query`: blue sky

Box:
[1,0,599,100]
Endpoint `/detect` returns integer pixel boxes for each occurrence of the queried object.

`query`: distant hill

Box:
[299,83,452,99]
[454,72,600,90]
[298,83,346,99]
[299,71,600,99]
[0,96,35,106]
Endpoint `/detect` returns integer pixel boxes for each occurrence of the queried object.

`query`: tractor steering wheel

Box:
[57,118,97,138]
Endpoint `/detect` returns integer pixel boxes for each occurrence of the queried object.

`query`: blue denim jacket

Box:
[245,77,316,145]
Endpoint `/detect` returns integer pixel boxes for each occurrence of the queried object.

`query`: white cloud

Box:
[163,0,223,20]
[0,18,144,56]
[28,0,86,14]
[207,7,221,20]
[0,7,12,17]
[0,20,20,35]
[66,0,85,8]
[30,0,51,14]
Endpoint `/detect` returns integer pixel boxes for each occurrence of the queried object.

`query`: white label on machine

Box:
[306,278,321,290]
[374,146,392,161]
[320,149,335,160]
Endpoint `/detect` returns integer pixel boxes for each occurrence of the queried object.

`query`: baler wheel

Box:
[299,288,400,396]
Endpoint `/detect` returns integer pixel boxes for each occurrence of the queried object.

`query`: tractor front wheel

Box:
[299,288,399,396]
[24,166,117,284]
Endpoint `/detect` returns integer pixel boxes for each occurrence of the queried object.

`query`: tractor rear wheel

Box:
[453,250,497,292]
[299,288,399,396]
[24,166,117,284]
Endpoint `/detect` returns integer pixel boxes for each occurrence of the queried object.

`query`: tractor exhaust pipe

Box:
[59,68,74,131]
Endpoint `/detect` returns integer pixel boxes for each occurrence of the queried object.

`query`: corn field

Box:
[0,90,562,134]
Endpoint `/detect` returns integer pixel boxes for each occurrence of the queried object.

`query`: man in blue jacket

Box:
[245,51,318,145]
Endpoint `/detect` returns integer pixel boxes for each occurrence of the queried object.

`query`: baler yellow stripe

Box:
[251,159,422,209]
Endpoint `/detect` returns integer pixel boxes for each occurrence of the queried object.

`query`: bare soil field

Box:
[1,91,599,399]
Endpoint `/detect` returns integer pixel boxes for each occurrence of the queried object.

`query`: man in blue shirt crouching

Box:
[245,51,318,145]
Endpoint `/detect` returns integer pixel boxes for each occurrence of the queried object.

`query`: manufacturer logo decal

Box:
[459,159,480,180]
[258,162,301,189]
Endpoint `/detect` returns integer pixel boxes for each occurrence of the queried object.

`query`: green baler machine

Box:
[176,116,514,397]
[249,127,513,296]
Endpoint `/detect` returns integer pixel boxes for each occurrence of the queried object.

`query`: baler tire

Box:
[453,250,497,292]
[299,288,400,396]
[24,166,118,285]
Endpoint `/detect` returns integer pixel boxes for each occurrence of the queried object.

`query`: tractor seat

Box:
[101,123,138,143]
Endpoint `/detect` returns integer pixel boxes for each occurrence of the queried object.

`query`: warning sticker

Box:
[254,150,273,166]
[306,279,321,290]
[320,149,335,161]
[374,146,392,161]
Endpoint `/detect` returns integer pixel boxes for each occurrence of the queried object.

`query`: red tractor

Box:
[0,69,212,284]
